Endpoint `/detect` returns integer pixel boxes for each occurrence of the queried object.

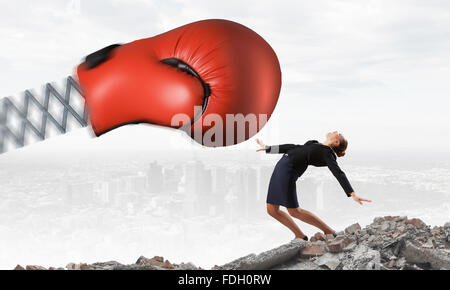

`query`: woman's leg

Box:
[286,207,335,235]
[266,203,307,239]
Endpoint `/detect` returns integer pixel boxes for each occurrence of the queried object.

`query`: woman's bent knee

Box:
[287,207,301,215]
[266,203,280,216]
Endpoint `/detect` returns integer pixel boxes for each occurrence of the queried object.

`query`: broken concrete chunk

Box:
[373,217,384,223]
[345,223,361,235]
[327,236,354,253]
[175,262,199,270]
[66,263,78,270]
[26,265,47,270]
[380,222,390,231]
[89,261,124,270]
[163,260,175,269]
[421,238,434,249]
[404,218,427,228]
[326,234,335,241]
[395,257,406,269]
[135,255,167,268]
[335,230,345,236]
[444,222,450,242]
[300,242,327,258]
[342,242,357,252]
[272,259,324,270]
[313,232,326,241]
[314,252,342,270]
[216,239,307,270]
[212,253,257,270]
[400,240,450,270]
[341,244,381,270]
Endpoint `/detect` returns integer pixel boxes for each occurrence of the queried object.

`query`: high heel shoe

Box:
[292,235,308,242]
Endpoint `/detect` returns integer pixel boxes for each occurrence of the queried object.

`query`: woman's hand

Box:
[350,192,371,205]
[255,138,266,152]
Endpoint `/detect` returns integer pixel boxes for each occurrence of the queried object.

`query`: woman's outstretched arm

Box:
[324,151,372,204]
[255,138,300,154]
[323,151,355,197]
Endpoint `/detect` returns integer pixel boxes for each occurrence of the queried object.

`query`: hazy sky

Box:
[0,0,449,154]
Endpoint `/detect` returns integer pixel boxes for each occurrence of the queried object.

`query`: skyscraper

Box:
[147,161,163,194]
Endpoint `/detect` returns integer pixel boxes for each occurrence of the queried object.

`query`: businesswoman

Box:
[256,131,371,241]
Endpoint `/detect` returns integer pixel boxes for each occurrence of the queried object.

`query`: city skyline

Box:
[0,144,448,269]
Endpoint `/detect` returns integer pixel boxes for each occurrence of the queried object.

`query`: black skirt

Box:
[266,154,301,208]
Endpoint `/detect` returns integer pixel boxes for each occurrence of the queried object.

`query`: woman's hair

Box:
[331,136,348,157]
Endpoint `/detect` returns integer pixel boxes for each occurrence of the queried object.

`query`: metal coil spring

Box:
[0,76,88,154]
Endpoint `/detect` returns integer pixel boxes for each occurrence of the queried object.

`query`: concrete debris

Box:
[310,232,326,242]
[216,215,449,270]
[212,238,307,270]
[344,223,361,235]
[338,244,381,270]
[13,257,202,270]
[25,265,46,270]
[314,252,342,270]
[326,236,354,253]
[300,241,327,258]
[134,255,175,269]
[88,261,124,270]
[10,216,450,270]
[272,259,324,270]
[444,222,450,243]
[325,234,335,241]
[404,218,427,228]
[400,240,450,270]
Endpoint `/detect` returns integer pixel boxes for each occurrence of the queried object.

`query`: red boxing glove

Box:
[76,19,281,147]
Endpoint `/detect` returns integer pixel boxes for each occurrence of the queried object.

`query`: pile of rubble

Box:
[13,255,202,270]
[12,216,450,270]
[215,216,450,270]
